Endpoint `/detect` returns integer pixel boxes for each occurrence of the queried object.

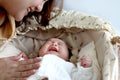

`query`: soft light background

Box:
[63,0,120,35]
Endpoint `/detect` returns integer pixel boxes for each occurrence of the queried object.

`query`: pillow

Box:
[78,41,101,80]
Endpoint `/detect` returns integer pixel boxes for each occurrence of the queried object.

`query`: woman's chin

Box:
[14,17,23,21]
[14,14,24,21]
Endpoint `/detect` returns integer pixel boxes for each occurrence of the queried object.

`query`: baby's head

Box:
[39,38,69,61]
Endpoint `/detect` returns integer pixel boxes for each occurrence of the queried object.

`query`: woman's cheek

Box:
[14,10,26,21]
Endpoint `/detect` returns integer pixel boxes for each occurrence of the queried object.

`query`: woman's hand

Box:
[0,56,40,80]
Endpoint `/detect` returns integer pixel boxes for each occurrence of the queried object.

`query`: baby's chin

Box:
[47,51,59,55]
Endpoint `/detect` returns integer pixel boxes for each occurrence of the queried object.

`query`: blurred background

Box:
[63,0,120,35]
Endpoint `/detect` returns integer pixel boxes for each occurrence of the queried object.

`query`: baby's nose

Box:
[52,42,58,46]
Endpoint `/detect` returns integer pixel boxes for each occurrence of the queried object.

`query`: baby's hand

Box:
[79,55,92,68]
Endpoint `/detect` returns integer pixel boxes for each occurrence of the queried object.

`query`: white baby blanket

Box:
[27,54,93,80]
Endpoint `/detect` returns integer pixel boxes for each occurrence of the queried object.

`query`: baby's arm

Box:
[71,63,93,80]
[70,55,93,80]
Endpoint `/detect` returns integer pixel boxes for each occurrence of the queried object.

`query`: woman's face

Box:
[2,0,47,21]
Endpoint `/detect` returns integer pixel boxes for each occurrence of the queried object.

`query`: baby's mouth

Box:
[48,47,58,52]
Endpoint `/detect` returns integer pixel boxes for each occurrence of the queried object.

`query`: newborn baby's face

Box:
[39,38,69,61]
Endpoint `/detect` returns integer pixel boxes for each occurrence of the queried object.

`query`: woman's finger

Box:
[11,78,27,80]
[19,57,40,65]
[13,70,35,78]
[8,55,22,61]
[17,63,40,71]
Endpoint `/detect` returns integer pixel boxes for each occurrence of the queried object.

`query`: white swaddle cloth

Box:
[27,54,74,80]
[27,54,93,80]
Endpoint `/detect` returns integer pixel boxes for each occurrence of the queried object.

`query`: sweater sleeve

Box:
[70,63,93,80]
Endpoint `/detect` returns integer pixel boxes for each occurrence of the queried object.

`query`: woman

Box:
[0,0,62,80]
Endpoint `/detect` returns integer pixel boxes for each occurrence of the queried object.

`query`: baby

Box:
[20,38,93,80]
